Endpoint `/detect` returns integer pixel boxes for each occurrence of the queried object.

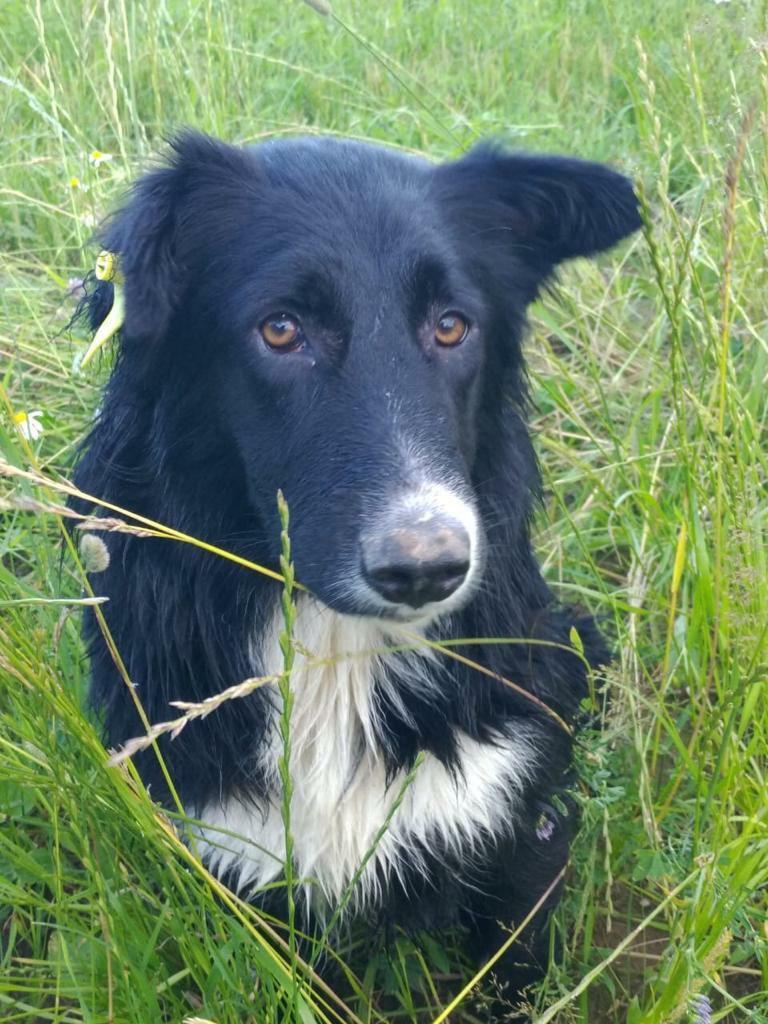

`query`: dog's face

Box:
[95,133,639,622]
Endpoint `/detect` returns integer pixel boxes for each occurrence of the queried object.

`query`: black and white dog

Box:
[75,131,639,1007]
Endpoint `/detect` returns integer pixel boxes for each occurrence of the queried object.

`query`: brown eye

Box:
[260,313,301,350]
[435,312,469,347]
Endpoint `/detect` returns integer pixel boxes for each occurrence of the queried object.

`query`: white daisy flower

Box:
[13,410,44,442]
[89,150,113,166]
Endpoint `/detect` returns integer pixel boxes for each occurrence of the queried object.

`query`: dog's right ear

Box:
[89,131,256,346]
[92,153,183,345]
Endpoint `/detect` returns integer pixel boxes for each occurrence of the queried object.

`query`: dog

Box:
[73,130,639,1012]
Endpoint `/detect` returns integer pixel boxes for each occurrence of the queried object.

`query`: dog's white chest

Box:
[195,600,534,909]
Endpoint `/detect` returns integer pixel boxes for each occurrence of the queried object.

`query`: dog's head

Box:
[88,131,639,623]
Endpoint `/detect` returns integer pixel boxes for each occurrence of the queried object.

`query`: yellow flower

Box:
[89,150,113,166]
[13,410,44,442]
[69,175,81,189]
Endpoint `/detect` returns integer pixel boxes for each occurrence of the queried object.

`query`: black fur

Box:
[72,131,639,1013]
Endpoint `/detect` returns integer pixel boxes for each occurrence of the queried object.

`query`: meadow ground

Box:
[1,1,767,1021]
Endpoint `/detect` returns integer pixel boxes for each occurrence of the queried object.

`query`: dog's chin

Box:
[306,573,479,629]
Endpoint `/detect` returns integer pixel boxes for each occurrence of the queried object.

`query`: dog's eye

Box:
[435,312,469,347]
[260,314,302,351]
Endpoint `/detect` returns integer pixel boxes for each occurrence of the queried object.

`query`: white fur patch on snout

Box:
[389,481,478,549]
[193,598,535,913]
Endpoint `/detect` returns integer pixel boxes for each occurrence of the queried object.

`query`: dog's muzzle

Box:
[360,511,471,609]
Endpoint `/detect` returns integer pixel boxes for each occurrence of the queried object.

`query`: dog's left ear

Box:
[434,145,641,285]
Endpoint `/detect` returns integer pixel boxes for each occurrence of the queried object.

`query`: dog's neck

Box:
[194,595,536,910]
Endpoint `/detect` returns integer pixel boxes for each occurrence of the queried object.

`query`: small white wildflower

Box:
[81,211,98,229]
[13,410,44,442]
[66,277,86,300]
[89,149,113,166]
[79,533,111,574]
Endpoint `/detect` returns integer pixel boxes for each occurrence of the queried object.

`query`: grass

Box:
[1,0,767,1020]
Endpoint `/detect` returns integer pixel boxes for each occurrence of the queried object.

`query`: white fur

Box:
[194,598,535,911]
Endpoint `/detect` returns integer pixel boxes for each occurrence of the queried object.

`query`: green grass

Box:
[1,0,767,1020]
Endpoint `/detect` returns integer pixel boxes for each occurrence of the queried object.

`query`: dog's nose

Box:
[361,517,471,608]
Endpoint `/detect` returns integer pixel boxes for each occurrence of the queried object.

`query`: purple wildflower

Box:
[535,812,556,842]
[690,994,712,1024]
